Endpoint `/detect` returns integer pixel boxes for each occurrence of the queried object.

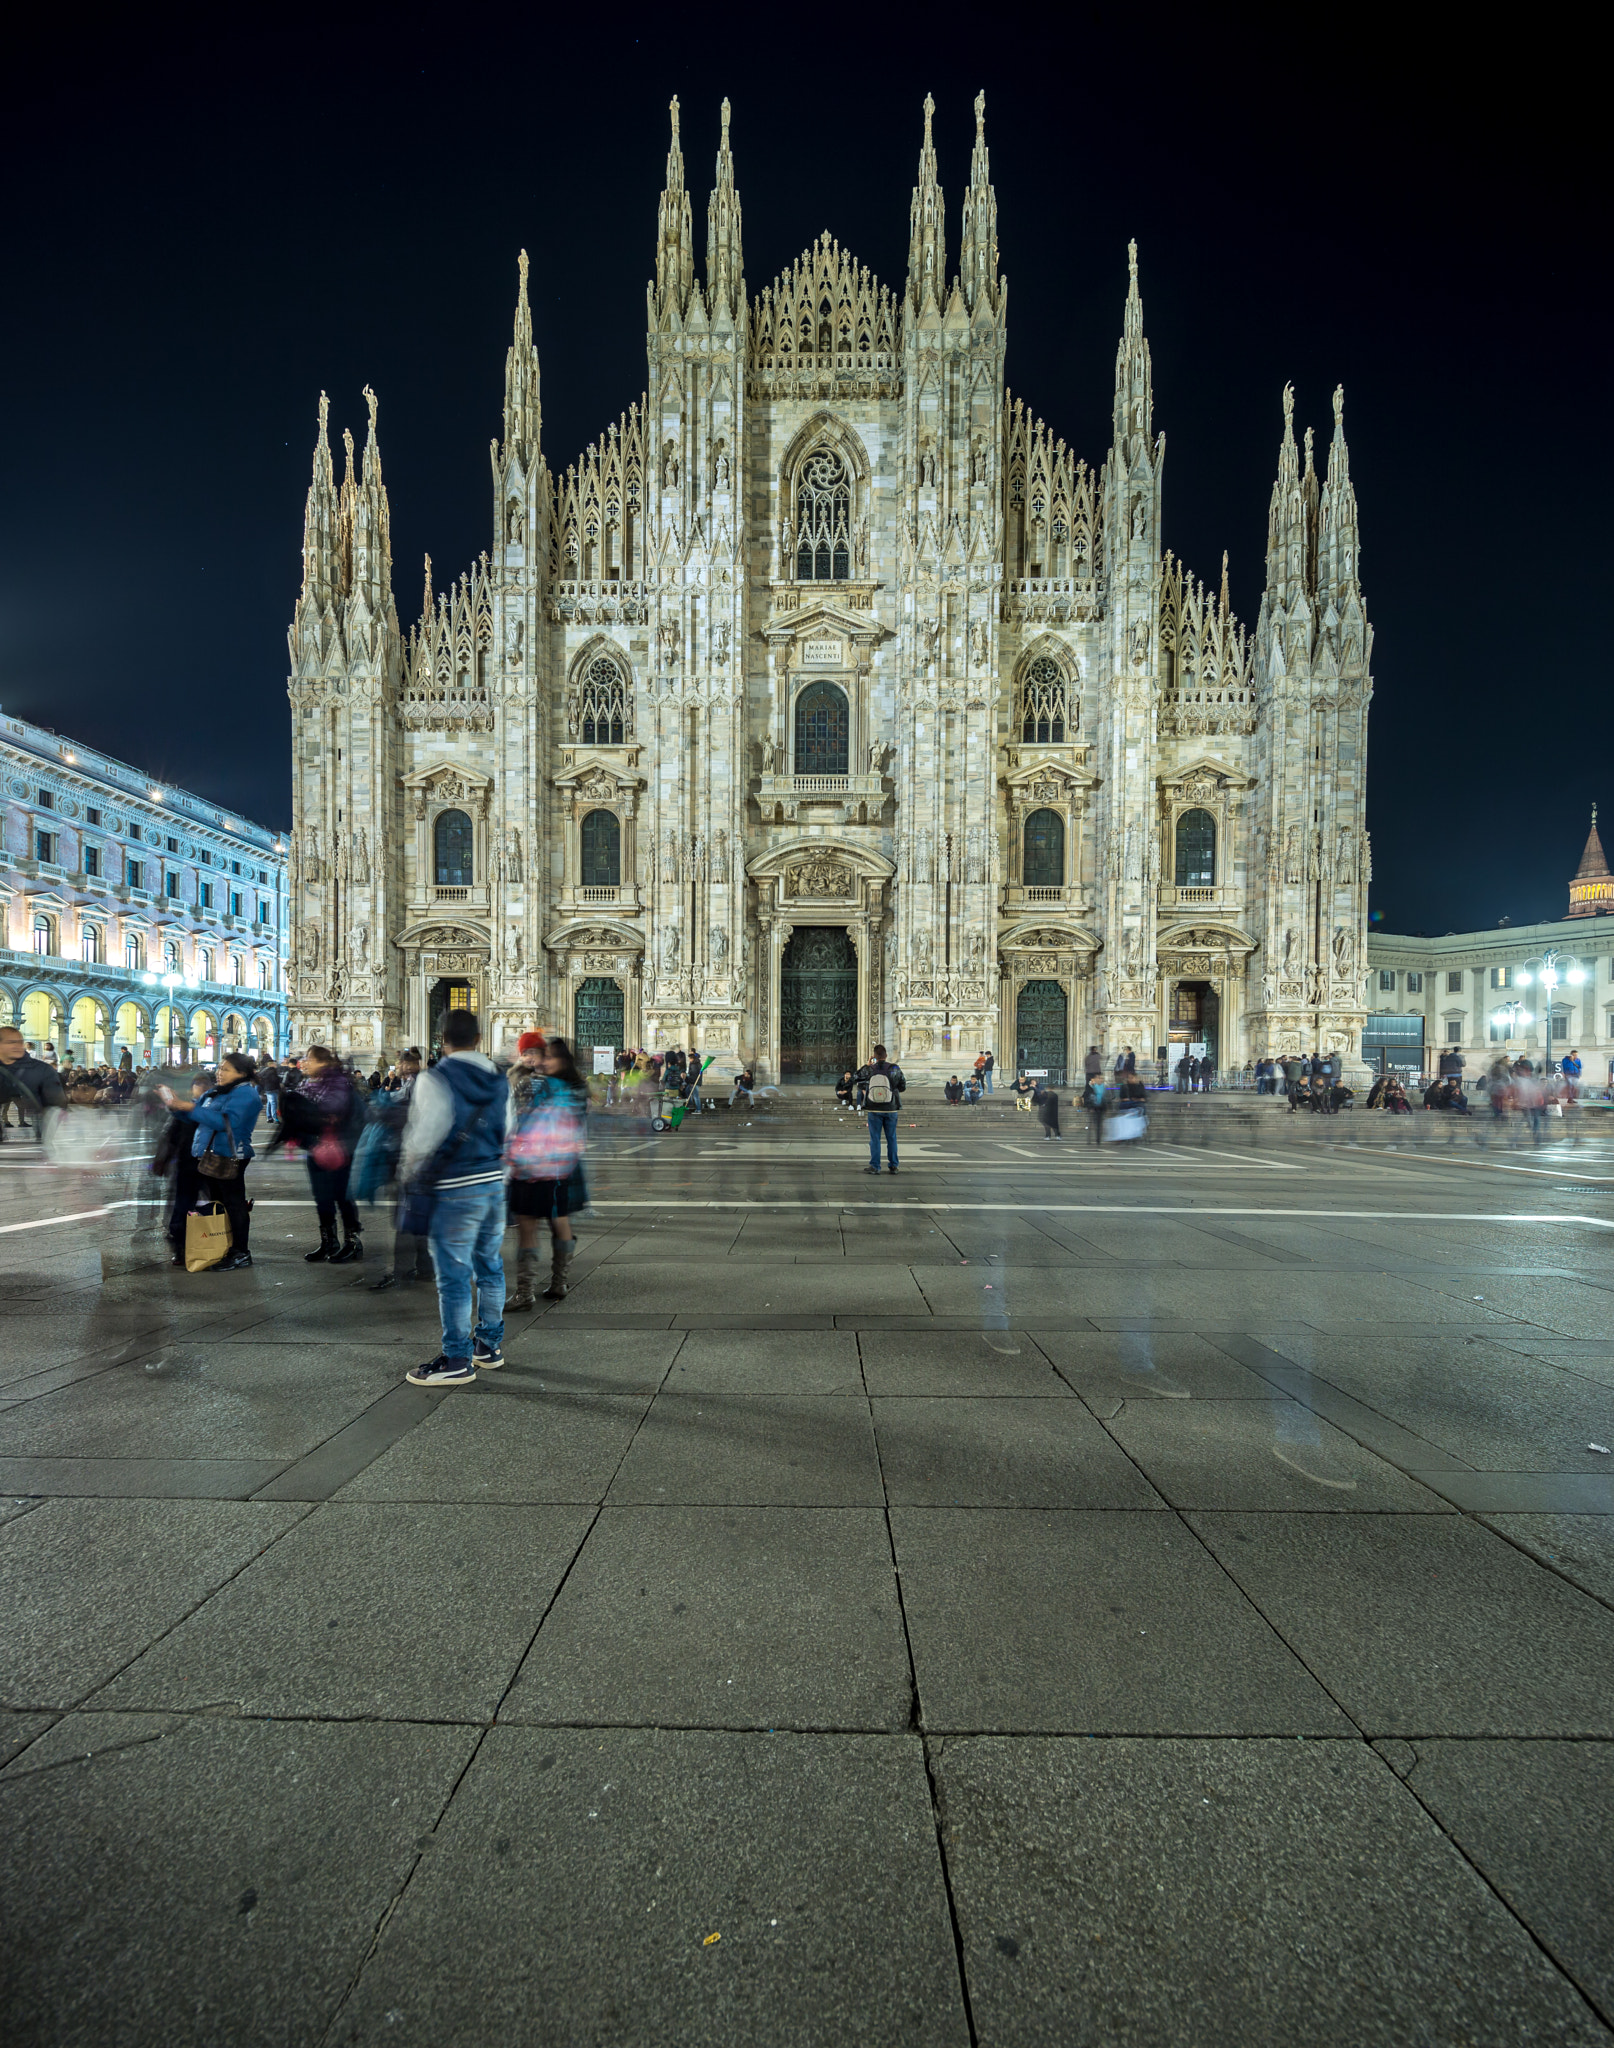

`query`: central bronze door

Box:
[780,927,857,1084]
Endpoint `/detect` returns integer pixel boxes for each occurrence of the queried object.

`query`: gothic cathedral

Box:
[286,94,1373,1082]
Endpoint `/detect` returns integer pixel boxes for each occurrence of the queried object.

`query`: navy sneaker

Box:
[473,1338,504,1369]
[406,1355,477,1387]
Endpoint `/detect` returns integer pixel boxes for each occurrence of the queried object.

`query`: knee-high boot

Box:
[542,1237,576,1301]
[508,1245,542,1312]
[304,1220,339,1263]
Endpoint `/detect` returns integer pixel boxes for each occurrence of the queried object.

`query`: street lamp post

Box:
[1516,951,1586,1071]
[1491,996,1529,1049]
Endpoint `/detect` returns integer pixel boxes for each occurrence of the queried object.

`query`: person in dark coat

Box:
[152,1075,209,1264]
[268,1047,368,1262]
[0,1025,67,1142]
[165,1053,261,1268]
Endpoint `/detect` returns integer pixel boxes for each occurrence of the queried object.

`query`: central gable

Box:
[748,232,903,400]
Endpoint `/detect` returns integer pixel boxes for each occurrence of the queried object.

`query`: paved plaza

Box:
[2,1106,1613,2045]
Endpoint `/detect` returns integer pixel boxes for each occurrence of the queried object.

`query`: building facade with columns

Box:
[1366,810,1614,1086]
[286,94,1374,1082]
[1,706,289,1063]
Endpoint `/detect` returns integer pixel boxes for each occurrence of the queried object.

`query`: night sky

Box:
[2,17,1603,935]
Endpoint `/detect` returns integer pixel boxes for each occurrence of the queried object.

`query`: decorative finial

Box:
[923,92,934,143]
[720,96,730,144]
[1127,238,1138,286]
[363,384,378,435]
[1333,382,1344,426]
[519,247,529,287]
[1282,381,1295,426]
[669,94,680,141]
[317,390,329,438]
[1303,424,1314,469]
[1220,550,1230,617]
[974,89,985,137]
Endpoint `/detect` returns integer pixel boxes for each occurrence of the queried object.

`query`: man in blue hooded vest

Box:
[401,1008,510,1386]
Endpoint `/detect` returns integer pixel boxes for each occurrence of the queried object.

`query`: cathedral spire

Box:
[906,92,946,317]
[1263,382,1311,608]
[1316,383,1361,609]
[957,89,1000,317]
[705,96,744,325]
[1565,805,1612,917]
[654,94,695,321]
[347,388,394,622]
[502,249,542,461]
[299,391,338,607]
[1111,240,1154,456]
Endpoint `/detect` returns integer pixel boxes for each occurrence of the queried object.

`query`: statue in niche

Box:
[711,831,729,882]
[1122,924,1142,974]
[711,926,728,962]
[661,440,679,489]
[1282,926,1298,971]
[506,498,524,546]
[505,827,523,884]
[1131,496,1147,539]
[352,829,370,886]
[1123,825,1141,883]
[348,925,368,971]
[919,440,936,488]
[507,929,523,970]
[298,921,320,972]
[1305,963,1323,1006]
[759,735,778,775]
[304,825,321,883]
[1332,926,1354,979]
[713,439,730,489]
[505,615,524,664]
[664,926,680,967]
[970,435,987,484]
[911,928,933,973]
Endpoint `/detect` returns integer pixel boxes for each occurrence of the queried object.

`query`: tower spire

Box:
[1566,804,1613,917]
[706,96,744,324]
[957,89,999,316]
[906,92,946,316]
[502,248,542,460]
[654,94,694,319]
[1263,382,1311,606]
[299,391,337,607]
[1111,240,1154,454]
[1316,382,1360,608]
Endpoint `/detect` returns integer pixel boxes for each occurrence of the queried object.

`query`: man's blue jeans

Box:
[867,1111,898,1169]
[983,1069,993,1092]
[428,1180,507,1360]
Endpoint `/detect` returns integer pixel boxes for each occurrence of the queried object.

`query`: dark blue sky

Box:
[2,13,1604,933]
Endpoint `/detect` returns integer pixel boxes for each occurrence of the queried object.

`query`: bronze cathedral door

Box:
[780,927,858,1084]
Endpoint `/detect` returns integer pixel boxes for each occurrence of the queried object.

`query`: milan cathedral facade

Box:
[285,94,1373,1082]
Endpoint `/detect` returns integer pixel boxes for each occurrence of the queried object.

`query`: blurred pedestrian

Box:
[506,1033,587,1308]
[272,1047,367,1263]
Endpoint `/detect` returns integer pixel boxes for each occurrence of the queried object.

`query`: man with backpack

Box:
[856,1043,905,1174]
[400,1008,510,1387]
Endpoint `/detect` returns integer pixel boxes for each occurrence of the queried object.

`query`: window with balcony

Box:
[200,882,212,909]
[1022,808,1065,889]
[164,942,182,974]
[434,809,473,886]
[81,925,103,965]
[230,891,243,918]
[201,948,215,981]
[125,936,145,971]
[125,858,144,890]
[166,872,179,898]
[1174,809,1216,887]
[258,960,272,991]
[84,846,100,878]
[36,830,57,865]
[580,809,621,890]
[230,955,244,987]
[793,679,849,776]
[32,913,55,956]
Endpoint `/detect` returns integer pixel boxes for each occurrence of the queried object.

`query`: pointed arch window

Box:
[1175,809,1216,886]
[1017,655,1071,744]
[580,809,621,889]
[792,447,852,582]
[794,680,849,776]
[569,654,632,745]
[1022,809,1065,888]
[434,809,474,887]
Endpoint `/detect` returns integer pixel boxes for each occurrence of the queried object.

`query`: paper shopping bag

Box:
[185,1203,232,1272]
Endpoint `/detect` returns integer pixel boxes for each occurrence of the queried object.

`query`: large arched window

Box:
[570,653,631,745]
[794,680,849,776]
[1017,655,1071,744]
[1022,808,1065,888]
[1175,808,1216,886]
[434,808,473,886]
[32,913,55,956]
[580,809,621,888]
[793,447,852,581]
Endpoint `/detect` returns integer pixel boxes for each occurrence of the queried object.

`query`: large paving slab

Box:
[1392,1738,1614,2027]
[859,1328,1073,1396]
[934,1736,1610,2046]
[332,1727,970,2046]
[0,1497,308,1710]
[871,1397,1163,1508]
[336,1384,651,1503]
[93,1501,593,1720]
[606,1393,885,1505]
[503,1506,912,1730]
[1191,1512,1614,1735]
[891,1508,1351,1735]
[0,1714,478,2048]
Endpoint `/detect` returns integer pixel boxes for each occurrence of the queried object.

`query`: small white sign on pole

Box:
[593,1046,615,1075]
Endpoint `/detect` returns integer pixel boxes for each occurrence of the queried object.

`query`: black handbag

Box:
[197,1123,242,1181]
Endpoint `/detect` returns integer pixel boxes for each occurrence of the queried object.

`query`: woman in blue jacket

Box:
[167,1052,261,1269]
